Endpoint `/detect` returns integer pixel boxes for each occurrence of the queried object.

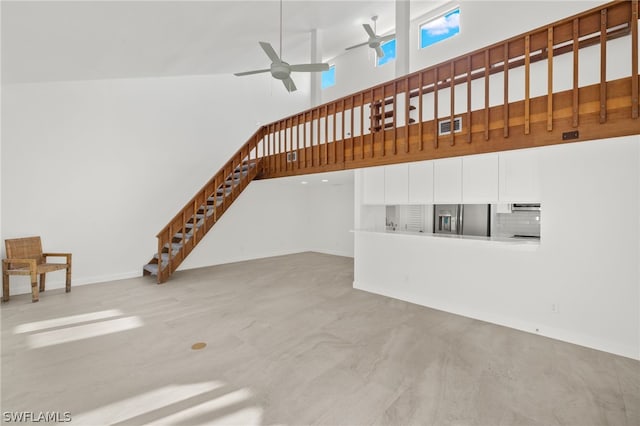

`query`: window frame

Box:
[321,64,336,89]
[376,38,397,67]
[419,6,460,50]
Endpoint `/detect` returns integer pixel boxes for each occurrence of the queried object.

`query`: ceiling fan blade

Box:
[363,23,377,39]
[345,41,369,50]
[289,63,329,72]
[282,77,297,92]
[234,69,271,76]
[379,33,396,42]
[259,41,281,63]
[375,46,385,58]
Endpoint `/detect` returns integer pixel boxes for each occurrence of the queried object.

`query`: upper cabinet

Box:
[362,166,385,205]
[408,161,434,204]
[361,149,541,206]
[462,153,499,203]
[384,164,409,204]
[499,149,540,202]
[434,158,462,203]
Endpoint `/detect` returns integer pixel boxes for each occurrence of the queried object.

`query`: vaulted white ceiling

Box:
[2,0,440,85]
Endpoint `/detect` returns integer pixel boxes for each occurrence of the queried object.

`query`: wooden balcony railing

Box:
[256,0,638,179]
[149,0,638,283]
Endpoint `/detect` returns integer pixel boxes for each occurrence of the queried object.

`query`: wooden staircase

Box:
[143,131,264,283]
[145,0,639,283]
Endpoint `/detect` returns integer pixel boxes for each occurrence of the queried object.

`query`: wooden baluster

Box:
[350,96,355,161]
[484,50,490,141]
[268,125,272,173]
[450,61,456,146]
[167,224,172,272]
[341,99,346,164]
[276,121,282,172]
[333,102,337,164]
[419,72,424,151]
[525,35,531,135]
[467,55,472,143]
[370,88,375,157]
[504,42,509,138]
[632,0,638,119]
[315,108,320,166]
[434,67,439,149]
[193,199,198,244]
[284,119,288,172]
[325,105,329,165]
[392,82,397,155]
[572,18,579,127]
[547,27,554,131]
[289,118,293,170]
[361,92,365,159]
[279,121,283,173]
[382,84,386,157]
[302,113,306,168]
[600,9,607,124]
[296,115,301,169]
[405,77,410,153]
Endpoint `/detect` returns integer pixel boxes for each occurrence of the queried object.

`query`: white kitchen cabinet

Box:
[362,166,385,205]
[434,158,462,203]
[499,149,540,202]
[463,153,499,203]
[384,164,409,204]
[408,161,434,204]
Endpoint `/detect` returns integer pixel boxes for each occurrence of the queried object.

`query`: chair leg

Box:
[39,273,46,292]
[66,266,71,293]
[2,273,9,302]
[30,273,39,303]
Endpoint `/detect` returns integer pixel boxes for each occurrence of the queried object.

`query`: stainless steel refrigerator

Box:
[433,204,491,237]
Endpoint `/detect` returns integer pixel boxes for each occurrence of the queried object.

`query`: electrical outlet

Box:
[551,303,559,313]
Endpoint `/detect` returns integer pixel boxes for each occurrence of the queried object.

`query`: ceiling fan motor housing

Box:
[271,62,290,80]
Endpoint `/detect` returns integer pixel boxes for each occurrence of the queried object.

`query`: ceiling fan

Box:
[345,16,395,58]
[234,0,329,92]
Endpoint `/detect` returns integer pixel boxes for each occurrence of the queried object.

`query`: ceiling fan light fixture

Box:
[233,0,330,93]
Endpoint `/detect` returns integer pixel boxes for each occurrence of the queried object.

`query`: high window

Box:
[321,65,336,89]
[420,7,460,49]
[377,39,397,67]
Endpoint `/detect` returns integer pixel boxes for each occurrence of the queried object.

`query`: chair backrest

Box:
[5,237,44,265]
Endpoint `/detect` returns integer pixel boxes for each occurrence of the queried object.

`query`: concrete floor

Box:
[1,252,638,425]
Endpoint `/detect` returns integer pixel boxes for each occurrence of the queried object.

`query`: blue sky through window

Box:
[420,8,460,49]
[377,39,396,66]
[321,65,335,89]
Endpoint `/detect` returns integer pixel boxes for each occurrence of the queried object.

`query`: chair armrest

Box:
[3,258,37,271]
[43,253,72,262]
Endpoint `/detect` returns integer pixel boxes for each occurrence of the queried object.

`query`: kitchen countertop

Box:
[353,229,542,246]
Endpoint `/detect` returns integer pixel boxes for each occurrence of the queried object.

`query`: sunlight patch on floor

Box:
[14,309,123,334]
[26,316,143,349]
[156,388,259,425]
[71,381,262,426]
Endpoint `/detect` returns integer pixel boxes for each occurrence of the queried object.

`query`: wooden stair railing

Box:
[145,0,638,283]
[143,128,266,283]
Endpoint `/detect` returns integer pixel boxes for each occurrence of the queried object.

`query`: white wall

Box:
[355,136,640,359]
[1,73,316,293]
[180,171,355,270]
[305,176,355,257]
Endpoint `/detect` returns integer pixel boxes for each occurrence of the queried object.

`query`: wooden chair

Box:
[2,237,72,303]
